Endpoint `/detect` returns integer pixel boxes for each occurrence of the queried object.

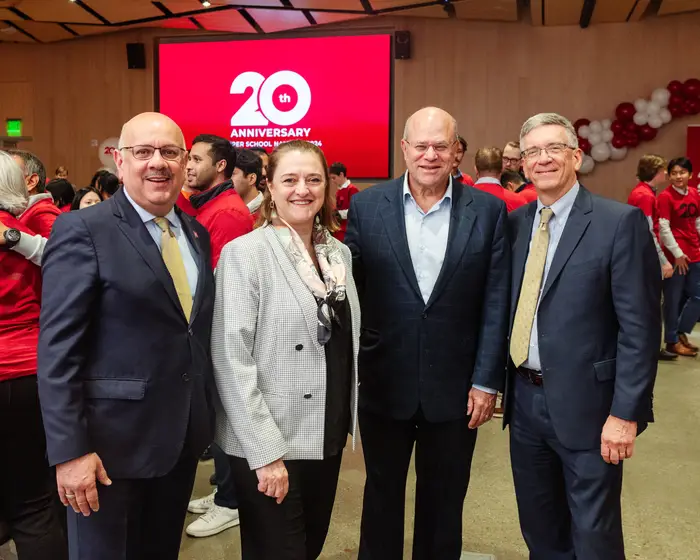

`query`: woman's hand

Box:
[255,459,289,504]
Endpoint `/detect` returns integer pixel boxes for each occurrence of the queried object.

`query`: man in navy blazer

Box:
[505,113,660,559]
[345,107,510,560]
[37,113,216,560]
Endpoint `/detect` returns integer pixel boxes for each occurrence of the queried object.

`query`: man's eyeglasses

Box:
[502,157,521,166]
[120,145,187,161]
[405,140,457,155]
[521,143,575,161]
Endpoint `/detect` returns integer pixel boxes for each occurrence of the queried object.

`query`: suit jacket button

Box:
[304,393,312,399]
[296,344,304,351]
[188,328,193,336]
[182,373,190,382]
[422,312,428,319]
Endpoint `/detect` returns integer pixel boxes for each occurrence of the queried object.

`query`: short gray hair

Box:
[519,113,578,150]
[7,149,47,193]
[0,151,30,216]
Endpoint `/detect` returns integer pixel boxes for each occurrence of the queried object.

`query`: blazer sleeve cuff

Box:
[242,440,289,471]
[609,401,643,423]
[47,434,91,467]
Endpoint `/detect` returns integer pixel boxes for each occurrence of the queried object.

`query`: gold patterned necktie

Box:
[510,208,554,368]
[154,217,192,322]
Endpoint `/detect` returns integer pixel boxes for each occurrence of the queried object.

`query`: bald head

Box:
[118,112,185,150]
[402,107,457,142]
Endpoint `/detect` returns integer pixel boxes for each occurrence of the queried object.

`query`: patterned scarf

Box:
[271,218,347,345]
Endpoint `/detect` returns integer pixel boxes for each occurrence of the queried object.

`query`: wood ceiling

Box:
[0,0,696,43]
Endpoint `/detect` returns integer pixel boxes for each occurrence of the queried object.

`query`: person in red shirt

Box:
[231,148,264,218]
[472,147,527,212]
[657,157,700,357]
[0,152,67,559]
[501,169,537,203]
[328,162,359,242]
[186,134,253,269]
[452,135,475,186]
[9,149,61,237]
[176,184,198,217]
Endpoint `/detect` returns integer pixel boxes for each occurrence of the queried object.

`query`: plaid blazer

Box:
[211,226,360,470]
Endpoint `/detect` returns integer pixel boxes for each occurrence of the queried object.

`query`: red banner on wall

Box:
[687,125,700,188]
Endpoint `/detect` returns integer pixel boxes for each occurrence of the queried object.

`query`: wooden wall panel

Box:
[0,82,34,137]
[0,14,699,201]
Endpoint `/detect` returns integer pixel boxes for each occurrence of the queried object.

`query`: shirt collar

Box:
[536,181,580,219]
[339,179,351,190]
[403,172,453,208]
[672,185,689,196]
[123,186,179,228]
[474,177,502,186]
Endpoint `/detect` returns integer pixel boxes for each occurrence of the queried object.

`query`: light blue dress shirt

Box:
[123,187,199,301]
[474,177,502,187]
[403,174,495,394]
[522,182,580,371]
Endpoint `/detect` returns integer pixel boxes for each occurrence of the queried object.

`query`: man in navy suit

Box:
[505,113,660,559]
[345,107,510,560]
[37,113,216,559]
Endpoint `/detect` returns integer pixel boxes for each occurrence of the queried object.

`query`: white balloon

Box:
[589,120,603,133]
[602,130,614,142]
[601,119,612,130]
[660,108,672,124]
[98,137,119,171]
[651,88,671,107]
[646,101,662,116]
[633,112,648,126]
[648,114,663,129]
[590,143,611,162]
[588,132,603,145]
[634,98,648,113]
[609,145,628,161]
[579,155,595,174]
[578,125,591,139]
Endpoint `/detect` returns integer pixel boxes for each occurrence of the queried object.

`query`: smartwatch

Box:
[3,228,21,249]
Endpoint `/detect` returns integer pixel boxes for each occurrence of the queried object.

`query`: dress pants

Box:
[211,443,239,509]
[66,444,198,560]
[509,374,624,560]
[358,406,478,560]
[663,262,700,343]
[0,375,67,560]
[229,453,343,560]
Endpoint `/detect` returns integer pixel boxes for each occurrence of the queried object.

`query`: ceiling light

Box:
[200,0,211,7]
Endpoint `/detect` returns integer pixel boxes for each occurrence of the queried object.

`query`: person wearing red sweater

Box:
[328,162,359,242]
[473,147,527,212]
[452,135,475,186]
[501,169,538,203]
[0,152,67,559]
[186,134,253,269]
[176,185,198,217]
[657,157,700,357]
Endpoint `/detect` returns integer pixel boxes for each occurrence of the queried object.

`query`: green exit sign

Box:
[6,119,22,137]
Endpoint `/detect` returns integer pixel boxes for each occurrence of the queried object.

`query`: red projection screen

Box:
[156,33,393,180]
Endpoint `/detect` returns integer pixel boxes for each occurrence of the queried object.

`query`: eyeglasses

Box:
[405,140,457,155]
[120,145,187,161]
[502,157,521,166]
[521,143,574,161]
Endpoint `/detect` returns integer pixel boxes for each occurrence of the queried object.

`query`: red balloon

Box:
[610,120,624,134]
[638,124,657,142]
[669,94,686,108]
[668,80,684,95]
[685,98,700,115]
[615,102,636,123]
[669,104,686,119]
[573,118,591,132]
[683,79,700,100]
[626,122,640,133]
[625,132,640,148]
[611,136,627,149]
[578,138,592,154]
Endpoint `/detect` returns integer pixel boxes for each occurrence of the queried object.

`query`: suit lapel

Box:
[510,203,537,327]
[113,189,185,320]
[380,179,422,301]
[426,183,476,309]
[264,227,320,346]
[179,210,207,325]
[540,187,593,301]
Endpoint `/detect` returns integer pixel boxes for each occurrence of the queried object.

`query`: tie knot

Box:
[154,217,171,233]
[539,208,554,226]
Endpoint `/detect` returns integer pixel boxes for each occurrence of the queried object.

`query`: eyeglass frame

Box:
[520,143,576,161]
[119,145,188,161]
[502,156,522,166]
[404,139,458,155]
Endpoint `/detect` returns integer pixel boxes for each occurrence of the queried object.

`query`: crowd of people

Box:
[0,105,693,560]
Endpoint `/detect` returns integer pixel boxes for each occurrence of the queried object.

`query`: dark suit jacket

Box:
[345,177,510,423]
[504,186,661,450]
[38,188,216,478]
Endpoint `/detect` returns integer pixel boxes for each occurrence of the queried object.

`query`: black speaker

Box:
[394,30,411,60]
[126,43,146,70]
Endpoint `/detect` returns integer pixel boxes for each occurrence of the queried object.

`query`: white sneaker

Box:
[187,490,216,514]
[185,505,240,538]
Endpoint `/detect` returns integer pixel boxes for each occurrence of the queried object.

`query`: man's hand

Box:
[675,255,690,275]
[56,453,112,516]
[256,458,289,504]
[662,262,674,279]
[0,219,7,245]
[467,387,497,429]
[601,415,638,465]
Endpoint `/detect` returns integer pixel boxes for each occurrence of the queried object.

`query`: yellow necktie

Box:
[154,217,192,322]
[510,208,554,368]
